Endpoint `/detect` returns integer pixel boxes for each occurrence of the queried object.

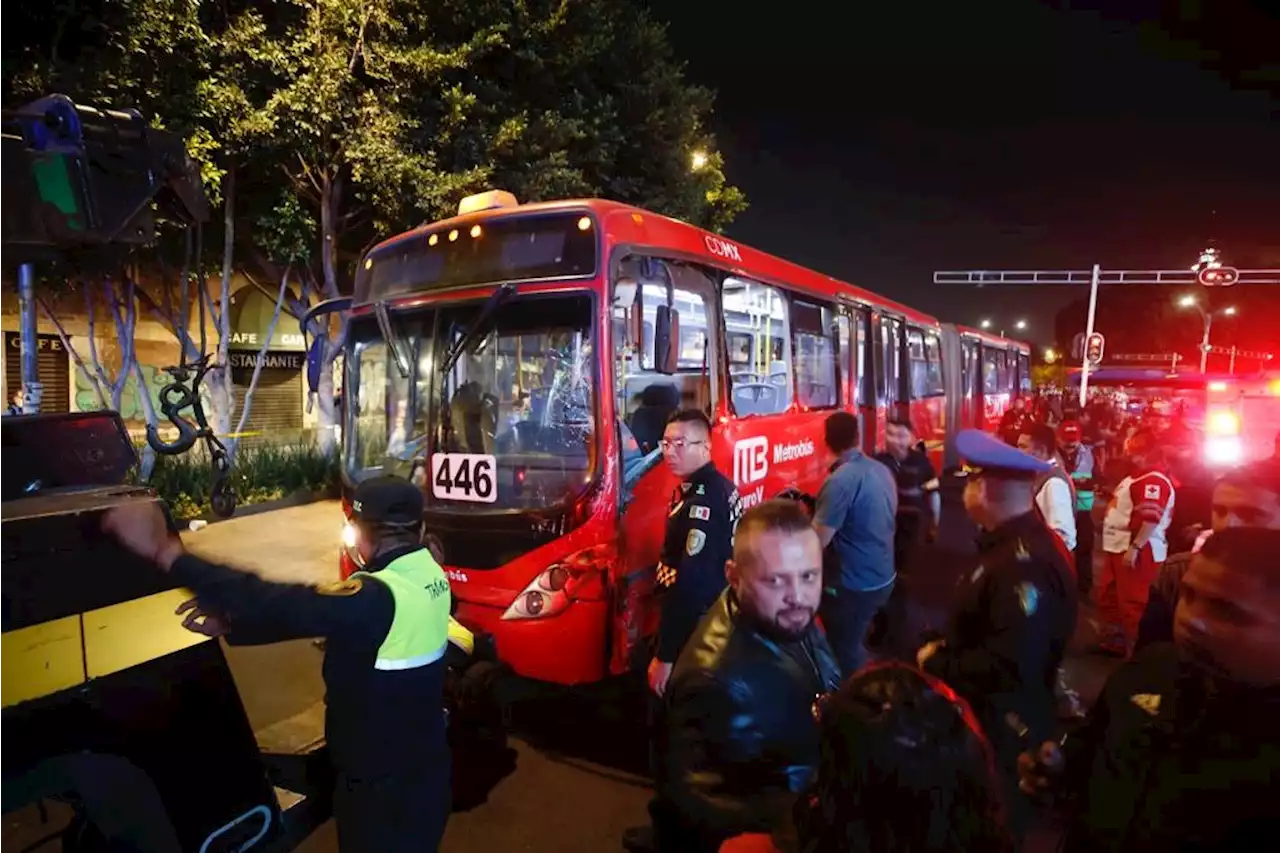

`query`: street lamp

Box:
[979,319,992,330]
[1044,348,1058,364]
[1176,295,1237,373]
[1014,319,1028,331]
[690,150,708,171]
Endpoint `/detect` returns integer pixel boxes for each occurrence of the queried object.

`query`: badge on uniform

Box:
[686,529,706,556]
[1130,693,1161,716]
[317,577,363,596]
[689,505,711,521]
[695,483,706,496]
[1016,581,1039,616]
[1144,483,1161,500]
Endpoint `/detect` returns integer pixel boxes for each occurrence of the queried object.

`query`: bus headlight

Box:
[1204,437,1243,466]
[501,545,613,621]
[341,522,366,569]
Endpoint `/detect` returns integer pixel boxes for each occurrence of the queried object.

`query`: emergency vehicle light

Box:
[1206,409,1240,436]
[1207,380,1228,392]
[1269,378,1280,396]
[458,190,519,216]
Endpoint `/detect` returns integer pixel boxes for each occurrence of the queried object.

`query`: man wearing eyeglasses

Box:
[649,409,743,696]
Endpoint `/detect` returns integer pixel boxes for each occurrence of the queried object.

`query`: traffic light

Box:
[1085,332,1105,366]
[1198,266,1240,287]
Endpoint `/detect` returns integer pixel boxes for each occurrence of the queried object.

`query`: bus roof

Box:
[366,197,942,326]
[952,324,1031,352]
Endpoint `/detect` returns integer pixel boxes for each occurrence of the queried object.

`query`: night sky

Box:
[648,0,1279,347]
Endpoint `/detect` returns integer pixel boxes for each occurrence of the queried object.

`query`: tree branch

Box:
[37,293,108,410]
[84,281,113,391]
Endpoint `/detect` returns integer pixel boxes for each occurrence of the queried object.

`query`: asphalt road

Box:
[182,489,1122,853]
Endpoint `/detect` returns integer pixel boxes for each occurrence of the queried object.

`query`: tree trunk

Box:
[314,171,345,455]
[208,167,237,438]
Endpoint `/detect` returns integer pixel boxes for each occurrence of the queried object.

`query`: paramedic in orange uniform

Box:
[1096,428,1175,655]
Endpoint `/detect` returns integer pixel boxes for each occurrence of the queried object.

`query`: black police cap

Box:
[351,475,424,527]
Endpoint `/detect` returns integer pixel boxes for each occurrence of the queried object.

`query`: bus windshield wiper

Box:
[439,283,515,375]
[374,300,412,378]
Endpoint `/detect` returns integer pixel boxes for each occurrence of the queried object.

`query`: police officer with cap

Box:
[915,429,1077,839]
[102,475,453,852]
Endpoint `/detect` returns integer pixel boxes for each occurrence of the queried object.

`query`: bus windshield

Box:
[344,293,598,511]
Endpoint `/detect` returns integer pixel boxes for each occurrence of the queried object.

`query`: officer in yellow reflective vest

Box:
[102,475,453,853]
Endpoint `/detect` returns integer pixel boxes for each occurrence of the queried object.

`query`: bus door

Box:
[837,304,874,454]
[870,312,905,452]
[939,324,968,470]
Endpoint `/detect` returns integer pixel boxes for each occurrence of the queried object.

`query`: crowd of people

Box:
[92,394,1279,853]
[626,402,1280,853]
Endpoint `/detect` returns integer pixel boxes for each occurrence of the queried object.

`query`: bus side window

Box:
[613,255,714,446]
[792,298,837,409]
[723,278,792,416]
[907,326,928,399]
[835,313,852,405]
[881,317,901,407]
[924,332,945,397]
[1018,352,1032,394]
[982,346,1000,395]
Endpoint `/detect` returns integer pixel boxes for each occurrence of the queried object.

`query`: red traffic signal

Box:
[1198,266,1239,287]
[1085,332,1105,365]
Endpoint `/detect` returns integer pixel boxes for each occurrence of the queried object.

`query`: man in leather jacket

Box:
[648,499,841,853]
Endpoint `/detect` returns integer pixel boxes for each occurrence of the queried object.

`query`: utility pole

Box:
[934,267,1280,406]
[17,262,42,414]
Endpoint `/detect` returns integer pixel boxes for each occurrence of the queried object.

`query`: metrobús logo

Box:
[733,436,816,510]
[772,439,815,464]
[733,437,769,487]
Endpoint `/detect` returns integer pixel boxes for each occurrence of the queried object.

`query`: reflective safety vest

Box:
[354,549,451,671]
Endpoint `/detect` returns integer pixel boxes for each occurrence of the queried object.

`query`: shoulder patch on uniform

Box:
[1016,581,1039,616]
[1130,693,1161,716]
[689,505,711,521]
[317,577,363,596]
[686,529,707,556]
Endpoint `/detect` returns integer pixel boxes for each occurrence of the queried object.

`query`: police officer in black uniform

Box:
[648,409,742,696]
[916,429,1078,840]
[102,476,453,853]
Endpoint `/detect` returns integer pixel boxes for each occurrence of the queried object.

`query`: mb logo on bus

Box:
[734,437,769,487]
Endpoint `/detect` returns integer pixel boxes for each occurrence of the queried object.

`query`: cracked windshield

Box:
[345,295,596,511]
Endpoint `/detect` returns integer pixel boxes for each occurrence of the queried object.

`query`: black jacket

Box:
[924,512,1077,760]
[653,588,841,853]
[1065,643,1280,853]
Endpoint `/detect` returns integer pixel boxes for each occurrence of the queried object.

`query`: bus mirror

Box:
[655,306,679,374]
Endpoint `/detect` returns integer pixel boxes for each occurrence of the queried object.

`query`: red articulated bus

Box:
[333,192,1030,685]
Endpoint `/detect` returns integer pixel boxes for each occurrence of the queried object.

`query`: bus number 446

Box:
[430,454,497,503]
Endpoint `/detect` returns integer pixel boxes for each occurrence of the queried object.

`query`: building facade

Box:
[0,275,321,447]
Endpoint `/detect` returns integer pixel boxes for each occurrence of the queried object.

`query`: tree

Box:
[429,0,746,231]
[8,0,750,458]
[36,276,163,479]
